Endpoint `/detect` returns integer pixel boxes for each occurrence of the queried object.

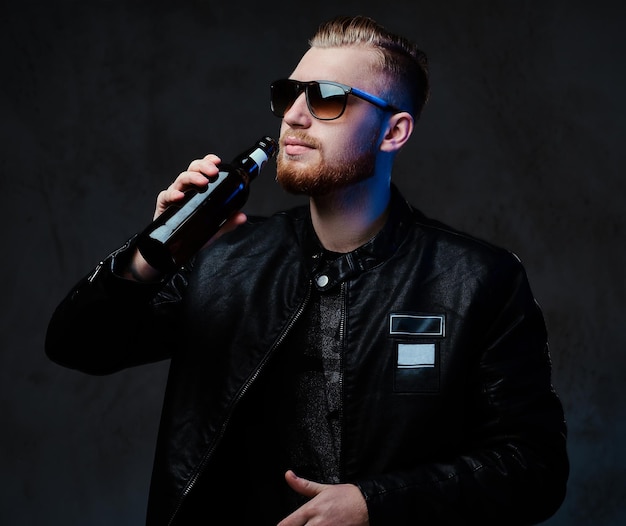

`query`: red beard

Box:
[276,130,378,197]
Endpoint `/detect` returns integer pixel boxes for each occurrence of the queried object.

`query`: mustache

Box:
[279,130,321,150]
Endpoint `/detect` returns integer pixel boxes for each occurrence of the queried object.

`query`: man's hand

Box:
[123,154,247,282]
[154,154,221,219]
[277,470,369,526]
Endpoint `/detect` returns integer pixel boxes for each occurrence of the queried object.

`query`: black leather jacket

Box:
[46,187,568,525]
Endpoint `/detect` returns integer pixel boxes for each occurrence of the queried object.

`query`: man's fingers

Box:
[186,154,221,176]
[153,156,222,219]
[284,470,326,498]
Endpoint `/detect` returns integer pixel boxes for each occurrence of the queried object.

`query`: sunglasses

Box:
[270,79,401,121]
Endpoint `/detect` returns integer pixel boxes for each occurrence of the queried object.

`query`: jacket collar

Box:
[301,184,414,291]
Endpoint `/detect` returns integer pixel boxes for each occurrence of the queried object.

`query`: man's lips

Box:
[282,137,315,156]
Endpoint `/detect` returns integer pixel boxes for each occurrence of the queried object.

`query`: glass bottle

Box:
[136,135,278,272]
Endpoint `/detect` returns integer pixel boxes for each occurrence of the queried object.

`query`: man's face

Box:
[276,46,387,196]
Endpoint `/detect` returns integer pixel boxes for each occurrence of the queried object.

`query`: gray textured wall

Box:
[1,1,624,524]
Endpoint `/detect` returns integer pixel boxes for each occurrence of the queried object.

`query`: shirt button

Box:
[316,274,329,288]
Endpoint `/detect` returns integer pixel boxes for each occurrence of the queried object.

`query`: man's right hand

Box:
[154,153,222,219]
[123,153,248,282]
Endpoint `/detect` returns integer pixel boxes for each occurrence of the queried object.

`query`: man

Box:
[46,15,569,525]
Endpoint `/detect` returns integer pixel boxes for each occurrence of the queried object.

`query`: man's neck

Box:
[309,179,391,253]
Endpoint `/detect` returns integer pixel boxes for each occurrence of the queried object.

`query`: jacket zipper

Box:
[338,281,347,480]
[167,281,313,525]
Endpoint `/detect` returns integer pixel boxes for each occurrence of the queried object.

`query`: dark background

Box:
[1,0,624,524]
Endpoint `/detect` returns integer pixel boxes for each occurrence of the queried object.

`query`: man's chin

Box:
[277,174,344,197]
[276,178,316,197]
[276,154,376,196]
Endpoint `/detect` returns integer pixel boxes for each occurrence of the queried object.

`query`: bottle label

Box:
[248,148,269,171]
[148,171,230,242]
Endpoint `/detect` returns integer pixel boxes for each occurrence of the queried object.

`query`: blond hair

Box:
[309,15,430,119]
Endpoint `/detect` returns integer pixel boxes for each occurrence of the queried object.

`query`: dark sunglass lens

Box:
[308,82,347,119]
[271,80,298,117]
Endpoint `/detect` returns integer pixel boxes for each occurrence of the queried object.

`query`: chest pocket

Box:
[389,313,445,393]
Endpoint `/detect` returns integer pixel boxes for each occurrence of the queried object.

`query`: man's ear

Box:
[380,112,414,152]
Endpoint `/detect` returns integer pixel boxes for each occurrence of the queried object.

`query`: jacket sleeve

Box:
[355,253,569,525]
[45,237,189,375]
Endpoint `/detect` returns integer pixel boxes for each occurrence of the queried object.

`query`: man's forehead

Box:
[290,46,379,87]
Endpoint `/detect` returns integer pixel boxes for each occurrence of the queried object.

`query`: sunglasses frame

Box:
[270,79,402,121]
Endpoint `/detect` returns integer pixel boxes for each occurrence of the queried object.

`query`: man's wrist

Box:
[124,251,163,282]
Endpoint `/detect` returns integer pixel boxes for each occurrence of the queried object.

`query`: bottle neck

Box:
[237,146,270,181]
